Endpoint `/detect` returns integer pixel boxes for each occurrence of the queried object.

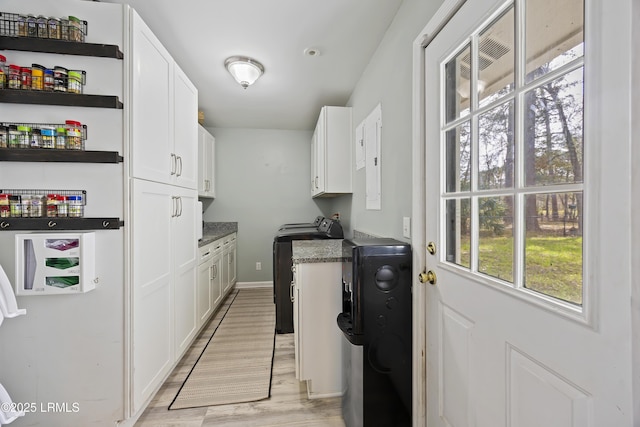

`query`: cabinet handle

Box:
[213,264,217,278]
[290,280,295,303]
[170,153,177,175]
[177,156,183,177]
[315,176,318,189]
[178,197,183,217]
[171,196,177,217]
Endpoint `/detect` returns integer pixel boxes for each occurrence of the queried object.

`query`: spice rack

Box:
[0,17,124,232]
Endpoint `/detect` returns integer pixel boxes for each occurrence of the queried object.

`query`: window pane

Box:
[525,0,584,82]
[523,67,584,187]
[478,100,514,189]
[524,192,583,305]
[445,44,471,122]
[445,198,471,269]
[478,6,515,108]
[445,121,471,193]
[478,196,513,282]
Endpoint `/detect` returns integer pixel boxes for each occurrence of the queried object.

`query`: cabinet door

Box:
[293,265,301,380]
[130,10,174,185]
[131,179,174,412]
[211,253,223,308]
[228,241,237,286]
[173,64,198,190]
[173,187,198,359]
[197,125,215,198]
[197,254,213,329]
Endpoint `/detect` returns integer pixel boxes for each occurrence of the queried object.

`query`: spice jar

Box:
[65,120,83,150]
[9,195,22,218]
[68,195,83,217]
[48,17,61,39]
[30,128,42,148]
[0,125,8,148]
[16,126,30,148]
[8,125,20,148]
[60,18,69,41]
[67,70,84,94]
[21,195,31,217]
[31,63,45,91]
[46,194,59,217]
[53,66,67,92]
[44,68,54,91]
[8,65,21,89]
[36,16,48,38]
[0,194,9,218]
[57,195,68,217]
[41,128,55,149]
[20,67,31,90]
[0,55,5,89]
[55,127,66,149]
[30,195,44,217]
[68,16,83,42]
[16,15,27,37]
[26,15,38,38]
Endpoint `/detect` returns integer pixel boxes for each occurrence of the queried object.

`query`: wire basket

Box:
[0,12,87,42]
[1,121,87,150]
[0,189,86,218]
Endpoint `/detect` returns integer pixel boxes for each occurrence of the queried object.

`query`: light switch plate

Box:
[403,217,411,238]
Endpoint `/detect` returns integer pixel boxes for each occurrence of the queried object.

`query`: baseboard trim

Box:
[235,281,272,289]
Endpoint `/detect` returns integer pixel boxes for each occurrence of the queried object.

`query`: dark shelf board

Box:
[0,218,124,231]
[0,217,123,231]
[0,148,123,163]
[0,90,123,109]
[0,36,123,59]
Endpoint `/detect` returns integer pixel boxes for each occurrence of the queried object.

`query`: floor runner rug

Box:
[169,288,276,409]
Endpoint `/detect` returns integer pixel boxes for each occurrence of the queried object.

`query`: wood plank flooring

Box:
[135,288,345,427]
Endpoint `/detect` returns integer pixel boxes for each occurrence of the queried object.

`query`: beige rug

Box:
[169,288,276,409]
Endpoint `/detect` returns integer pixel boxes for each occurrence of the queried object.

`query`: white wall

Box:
[204,127,331,282]
[329,0,444,240]
[0,2,125,426]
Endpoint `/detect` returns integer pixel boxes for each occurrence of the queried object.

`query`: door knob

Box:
[419,270,437,285]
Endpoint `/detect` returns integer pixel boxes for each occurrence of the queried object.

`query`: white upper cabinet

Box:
[197,125,216,198]
[130,11,198,189]
[311,106,352,197]
[173,65,198,189]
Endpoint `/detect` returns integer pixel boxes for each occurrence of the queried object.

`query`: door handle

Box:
[177,156,183,177]
[419,270,437,285]
[170,153,177,175]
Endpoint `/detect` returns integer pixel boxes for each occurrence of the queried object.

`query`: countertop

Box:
[199,222,237,247]
[292,239,344,264]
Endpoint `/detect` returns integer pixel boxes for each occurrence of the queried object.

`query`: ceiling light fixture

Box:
[224,56,265,89]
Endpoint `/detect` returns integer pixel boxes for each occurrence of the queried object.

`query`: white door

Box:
[173,64,198,190]
[422,0,634,426]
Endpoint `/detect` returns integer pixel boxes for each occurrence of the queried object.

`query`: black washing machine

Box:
[273,218,343,334]
[278,215,325,231]
[337,238,412,427]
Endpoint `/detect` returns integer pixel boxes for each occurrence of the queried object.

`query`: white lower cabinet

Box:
[293,261,343,398]
[131,179,197,412]
[222,233,237,293]
[197,239,223,330]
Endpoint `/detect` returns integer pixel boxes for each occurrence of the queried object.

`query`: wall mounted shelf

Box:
[0,148,123,163]
[0,218,123,231]
[0,36,123,59]
[0,91,123,109]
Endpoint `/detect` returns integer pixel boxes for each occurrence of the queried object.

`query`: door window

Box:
[441,0,585,309]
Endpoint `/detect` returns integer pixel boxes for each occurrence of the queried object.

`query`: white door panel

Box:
[422,0,634,426]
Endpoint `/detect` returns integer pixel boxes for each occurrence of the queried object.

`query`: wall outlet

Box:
[403,217,411,238]
[256,262,262,271]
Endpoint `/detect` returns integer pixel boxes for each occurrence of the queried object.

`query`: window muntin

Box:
[440,0,584,308]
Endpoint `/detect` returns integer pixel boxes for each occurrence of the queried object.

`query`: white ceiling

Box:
[99,0,404,130]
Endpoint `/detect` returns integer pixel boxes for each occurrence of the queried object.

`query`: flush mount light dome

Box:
[224,56,265,89]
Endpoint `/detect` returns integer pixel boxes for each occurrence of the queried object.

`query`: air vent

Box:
[459,36,511,73]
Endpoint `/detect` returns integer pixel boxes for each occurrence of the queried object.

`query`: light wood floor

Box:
[135,288,345,427]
